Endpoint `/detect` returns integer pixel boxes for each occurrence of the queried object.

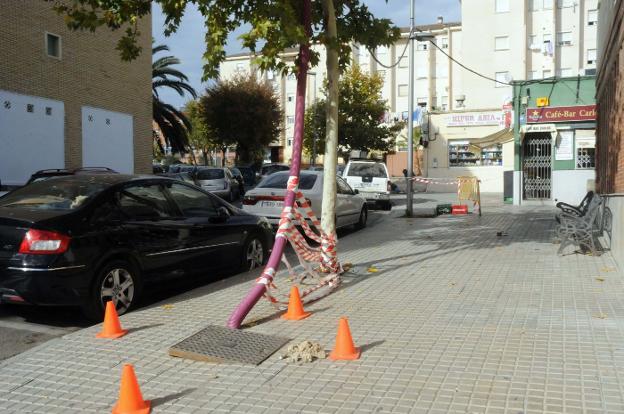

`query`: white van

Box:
[342,160,391,210]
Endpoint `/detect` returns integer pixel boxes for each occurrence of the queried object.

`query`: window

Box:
[166,183,218,217]
[587,49,597,65]
[588,10,598,26]
[376,46,388,56]
[543,33,553,44]
[557,0,573,8]
[417,97,428,106]
[399,57,408,68]
[287,94,295,103]
[118,184,172,219]
[441,37,449,49]
[417,42,428,51]
[197,168,225,180]
[528,70,538,80]
[543,69,552,78]
[495,0,510,13]
[528,35,539,49]
[557,31,572,46]
[495,36,510,51]
[236,62,245,71]
[529,0,542,11]
[45,33,61,59]
[449,141,503,167]
[287,139,293,147]
[543,0,553,9]
[495,71,509,87]
[441,96,449,111]
[398,84,408,97]
[0,179,106,211]
[416,66,428,78]
[437,66,449,79]
[345,163,387,178]
[287,116,295,125]
[336,177,354,195]
[557,68,573,77]
[259,173,317,190]
[576,130,596,169]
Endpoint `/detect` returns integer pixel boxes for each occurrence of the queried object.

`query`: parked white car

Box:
[195,167,241,201]
[242,171,368,229]
[342,160,391,210]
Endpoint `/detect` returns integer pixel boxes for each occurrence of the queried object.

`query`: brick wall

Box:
[0,1,152,174]
[596,2,624,194]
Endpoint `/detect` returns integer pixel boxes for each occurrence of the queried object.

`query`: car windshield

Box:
[197,169,225,180]
[0,178,107,210]
[262,165,289,175]
[258,173,317,190]
[347,163,387,178]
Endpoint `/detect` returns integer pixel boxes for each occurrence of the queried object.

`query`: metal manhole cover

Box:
[169,325,290,365]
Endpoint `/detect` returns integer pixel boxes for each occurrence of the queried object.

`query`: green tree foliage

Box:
[51,1,399,80]
[198,74,281,165]
[184,100,218,165]
[152,44,197,153]
[304,66,404,161]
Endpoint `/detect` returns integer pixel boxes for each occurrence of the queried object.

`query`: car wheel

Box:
[383,200,392,211]
[82,260,141,321]
[242,234,266,271]
[355,206,368,229]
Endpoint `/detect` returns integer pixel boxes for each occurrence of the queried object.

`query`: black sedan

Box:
[0,174,273,319]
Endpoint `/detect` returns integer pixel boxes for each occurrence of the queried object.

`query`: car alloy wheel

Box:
[245,238,264,270]
[356,206,368,229]
[100,268,135,315]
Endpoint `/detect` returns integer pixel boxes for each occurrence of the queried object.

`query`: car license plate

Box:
[261,201,283,208]
[361,182,372,187]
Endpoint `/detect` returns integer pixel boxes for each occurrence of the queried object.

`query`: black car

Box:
[0,174,273,319]
[233,166,257,187]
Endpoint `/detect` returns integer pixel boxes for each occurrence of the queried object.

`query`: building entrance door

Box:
[522,132,552,200]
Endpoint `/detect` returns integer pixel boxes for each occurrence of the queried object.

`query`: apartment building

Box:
[0,2,152,186]
[460,0,599,110]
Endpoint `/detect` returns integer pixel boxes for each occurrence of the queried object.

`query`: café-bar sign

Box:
[526,105,596,123]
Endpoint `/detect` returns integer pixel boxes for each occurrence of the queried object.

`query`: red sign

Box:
[526,105,596,123]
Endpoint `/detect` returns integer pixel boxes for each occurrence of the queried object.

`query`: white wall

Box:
[426,165,504,193]
[552,169,595,205]
[604,197,624,271]
[0,90,64,185]
[82,106,134,174]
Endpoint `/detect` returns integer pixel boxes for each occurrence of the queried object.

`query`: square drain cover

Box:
[169,325,290,365]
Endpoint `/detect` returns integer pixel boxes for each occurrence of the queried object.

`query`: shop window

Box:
[576,130,595,169]
[449,141,503,167]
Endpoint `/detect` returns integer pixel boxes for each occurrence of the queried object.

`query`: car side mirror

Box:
[353,189,359,195]
[210,206,230,223]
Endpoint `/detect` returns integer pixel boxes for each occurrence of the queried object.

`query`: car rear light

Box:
[243,196,257,205]
[18,229,71,255]
[387,182,392,192]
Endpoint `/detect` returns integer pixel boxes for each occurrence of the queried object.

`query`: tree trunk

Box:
[321,0,339,245]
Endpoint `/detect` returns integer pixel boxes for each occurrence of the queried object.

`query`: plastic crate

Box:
[452,204,468,215]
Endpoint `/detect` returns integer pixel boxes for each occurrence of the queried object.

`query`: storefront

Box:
[512,77,597,205]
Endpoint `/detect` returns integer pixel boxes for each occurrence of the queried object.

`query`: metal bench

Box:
[557,194,603,256]
[555,191,594,223]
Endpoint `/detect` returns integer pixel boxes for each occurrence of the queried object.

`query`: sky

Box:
[152,1,461,108]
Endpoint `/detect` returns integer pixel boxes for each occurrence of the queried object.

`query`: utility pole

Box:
[406,0,415,216]
[309,72,317,166]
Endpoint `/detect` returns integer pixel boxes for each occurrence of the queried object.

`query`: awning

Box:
[472,128,514,149]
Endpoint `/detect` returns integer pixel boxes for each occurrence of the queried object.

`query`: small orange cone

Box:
[96,301,128,339]
[329,317,361,361]
[112,364,151,414]
[281,286,311,320]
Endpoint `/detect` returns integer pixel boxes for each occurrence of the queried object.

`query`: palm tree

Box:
[153,44,197,154]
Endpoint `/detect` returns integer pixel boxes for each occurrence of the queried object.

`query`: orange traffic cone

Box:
[96,301,128,339]
[112,364,151,414]
[281,286,311,320]
[328,317,361,361]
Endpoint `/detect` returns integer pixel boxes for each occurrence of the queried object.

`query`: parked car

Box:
[233,166,257,188]
[258,163,290,181]
[0,174,273,319]
[342,160,391,210]
[152,164,167,174]
[26,167,118,185]
[243,171,367,229]
[157,172,197,185]
[195,167,241,201]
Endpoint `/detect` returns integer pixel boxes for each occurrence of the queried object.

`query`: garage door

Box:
[82,106,134,174]
[0,90,65,185]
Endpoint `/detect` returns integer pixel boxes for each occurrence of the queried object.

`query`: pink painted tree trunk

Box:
[227,0,312,329]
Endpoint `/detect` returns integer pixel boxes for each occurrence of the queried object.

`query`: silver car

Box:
[196,167,241,201]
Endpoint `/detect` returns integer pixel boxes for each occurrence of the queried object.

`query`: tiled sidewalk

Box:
[0,196,623,413]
